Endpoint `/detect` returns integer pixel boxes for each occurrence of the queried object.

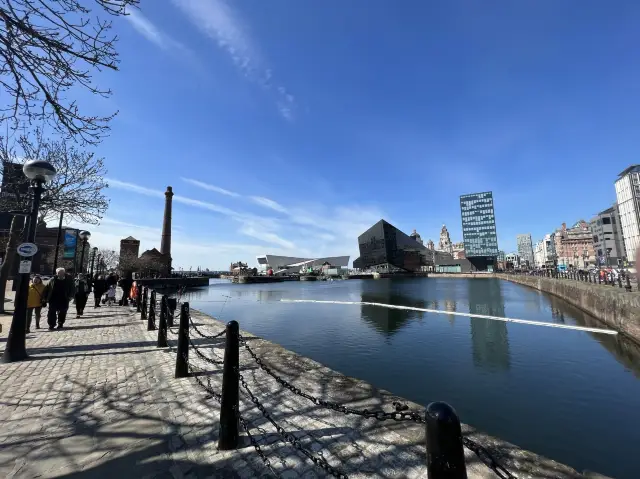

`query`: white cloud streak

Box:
[172,0,297,121]
[181,177,239,197]
[108,179,294,250]
[106,179,387,268]
[249,196,287,213]
[126,9,189,52]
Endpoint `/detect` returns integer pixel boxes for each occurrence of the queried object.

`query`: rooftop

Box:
[617,165,640,178]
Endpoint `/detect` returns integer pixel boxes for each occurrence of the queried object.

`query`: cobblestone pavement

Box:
[0,295,584,478]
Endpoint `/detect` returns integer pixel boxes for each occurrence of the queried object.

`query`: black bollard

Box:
[141,287,148,320]
[218,320,240,450]
[147,290,156,330]
[175,302,190,378]
[598,274,602,285]
[167,297,177,327]
[618,275,623,288]
[157,295,168,347]
[425,401,468,479]
[626,275,632,292]
[136,285,142,313]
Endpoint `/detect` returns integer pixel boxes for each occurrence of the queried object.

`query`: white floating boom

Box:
[279,299,618,335]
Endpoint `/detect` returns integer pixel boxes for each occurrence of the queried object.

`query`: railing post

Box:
[218,320,240,450]
[167,298,177,327]
[141,287,148,320]
[425,402,467,479]
[136,284,142,313]
[157,295,168,347]
[147,290,156,331]
[175,302,189,378]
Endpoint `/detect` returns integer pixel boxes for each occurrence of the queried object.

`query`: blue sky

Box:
[73,0,640,269]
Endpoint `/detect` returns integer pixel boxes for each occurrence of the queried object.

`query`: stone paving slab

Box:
[0,294,590,478]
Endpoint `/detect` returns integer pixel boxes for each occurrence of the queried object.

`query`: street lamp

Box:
[78,231,91,275]
[2,159,56,363]
[90,247,98,277]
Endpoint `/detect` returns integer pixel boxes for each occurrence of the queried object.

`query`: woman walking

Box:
[74,273,90,317]
[26,275,45,332]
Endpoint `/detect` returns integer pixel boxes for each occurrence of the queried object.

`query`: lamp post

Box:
[2,160,56,363]
[77,231,91,275]
[90,247,98,277]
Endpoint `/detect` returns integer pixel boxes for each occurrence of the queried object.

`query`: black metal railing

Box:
[506,268,636,292]
[138,289,516,479]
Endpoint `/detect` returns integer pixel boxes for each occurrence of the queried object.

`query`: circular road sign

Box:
[17,243,38,257]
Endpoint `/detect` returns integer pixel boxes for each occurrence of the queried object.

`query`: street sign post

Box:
[17,243,38,257]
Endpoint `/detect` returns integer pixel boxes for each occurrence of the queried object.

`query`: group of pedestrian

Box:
[25,269,127,332]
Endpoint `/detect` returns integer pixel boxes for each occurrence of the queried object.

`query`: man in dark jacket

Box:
[93,274,107,308]
[44,267,75,330]
[119,273,134,306]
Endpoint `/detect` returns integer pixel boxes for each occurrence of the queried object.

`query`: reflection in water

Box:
[444,299,456,325]
[467,280,510,372]
[360,286,426,336]
[544,294,640,379]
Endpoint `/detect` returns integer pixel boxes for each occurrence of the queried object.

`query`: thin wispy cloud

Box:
[126,9,188,52]
[172,0,297,121]
[107,178,386,266]
[249,196,288,213]
[173,195,239,217]
[181,177,239,197]
[181,177,286,214]
[107,178,164,198]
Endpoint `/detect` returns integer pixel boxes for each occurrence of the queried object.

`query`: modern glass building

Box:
[353,220,431,272]
[516,233,535,267]
[460,191,499,271]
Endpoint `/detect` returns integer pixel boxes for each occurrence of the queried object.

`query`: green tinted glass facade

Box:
[460,191,499,257]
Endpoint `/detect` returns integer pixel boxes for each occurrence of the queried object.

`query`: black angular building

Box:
[353,220,431,272]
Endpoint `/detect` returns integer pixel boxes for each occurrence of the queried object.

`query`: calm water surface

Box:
[183,278,640,478]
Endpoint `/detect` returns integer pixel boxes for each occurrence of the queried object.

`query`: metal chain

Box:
[240,337,423,422]
[189,337,224,365]
[238,412,279,477]
[240,337,515,478]
[189,361,222,403]
[462,437,517,479]
[189,315,226,340]
[239,372,348,478]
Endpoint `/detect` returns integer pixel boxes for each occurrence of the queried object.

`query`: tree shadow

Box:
[0,307,593,479]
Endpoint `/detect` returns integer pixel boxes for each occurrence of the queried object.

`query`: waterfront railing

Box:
[507,268,636,292]
[139,287,516,479]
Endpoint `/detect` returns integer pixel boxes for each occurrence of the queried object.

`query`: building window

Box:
[602,217,611,225]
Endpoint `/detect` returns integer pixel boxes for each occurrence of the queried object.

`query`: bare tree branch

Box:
[0,128,109,224]
[0,0,139,144]
[96,247,118,271]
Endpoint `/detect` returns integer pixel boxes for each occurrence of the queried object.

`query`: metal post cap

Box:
[426,401,460,423]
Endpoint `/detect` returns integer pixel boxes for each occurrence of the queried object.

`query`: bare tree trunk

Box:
[0,215,25,313]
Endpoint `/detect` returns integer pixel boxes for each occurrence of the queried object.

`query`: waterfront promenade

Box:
[0,293,592,478]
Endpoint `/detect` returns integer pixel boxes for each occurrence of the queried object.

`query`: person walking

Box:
[119,273,133,306]
[44,268,75,330]
[26,275,46,332]
[93,274,106,308]
[74,273,90,317]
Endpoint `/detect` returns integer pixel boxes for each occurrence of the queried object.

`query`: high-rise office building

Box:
[615,165,640,263]
[590,205,626,266]
[460,191,499,271]
[516,234,534,267]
